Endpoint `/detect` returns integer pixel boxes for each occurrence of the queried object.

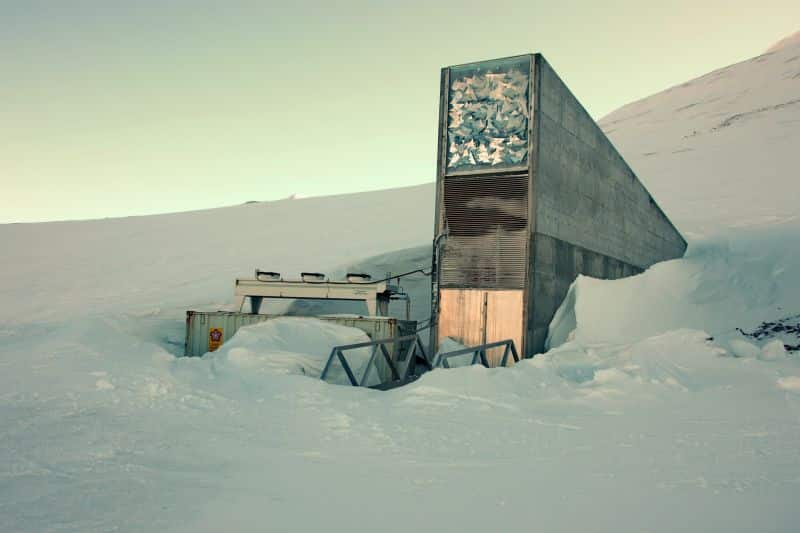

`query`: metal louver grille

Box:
[440,174,529,288]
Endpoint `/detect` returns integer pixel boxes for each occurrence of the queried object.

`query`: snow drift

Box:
[547,225,800,354]
[191,318,372,385]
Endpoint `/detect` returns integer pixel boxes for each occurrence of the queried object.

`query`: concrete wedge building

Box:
[431,54,687,359]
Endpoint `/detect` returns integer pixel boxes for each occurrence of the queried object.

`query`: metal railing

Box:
[434,339,520,369]
[320,334,432,389]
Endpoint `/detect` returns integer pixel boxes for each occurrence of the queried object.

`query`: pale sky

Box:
[2,1,799,223]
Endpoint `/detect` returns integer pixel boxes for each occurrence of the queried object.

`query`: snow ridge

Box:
[766,29,800,53]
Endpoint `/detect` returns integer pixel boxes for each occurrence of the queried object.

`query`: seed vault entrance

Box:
[431,53,687,359]
[438,289,524,366]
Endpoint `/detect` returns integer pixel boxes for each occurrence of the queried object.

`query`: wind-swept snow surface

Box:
[0,184,433,326]
[3,34,800,532]
[599,33,800,237]
[4,305,800,532]
[547,227,800,352]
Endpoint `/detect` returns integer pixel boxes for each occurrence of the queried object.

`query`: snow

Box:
[3,34,800,532]
[776,376,800,392]
[729,339,761,359]
[0,184,432,326]
[760,339,788,361]
[766,30,800,53]
[546,228,800,352]
[599,33,800,237]
[202,318,372,384]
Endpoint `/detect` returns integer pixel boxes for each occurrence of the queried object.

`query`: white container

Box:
[185,311,416,359]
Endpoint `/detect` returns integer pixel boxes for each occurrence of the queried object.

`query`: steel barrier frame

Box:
[320,334,432,388]
[434,339,520,369]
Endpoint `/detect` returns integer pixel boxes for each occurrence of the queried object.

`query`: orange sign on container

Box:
[208,327,224,352]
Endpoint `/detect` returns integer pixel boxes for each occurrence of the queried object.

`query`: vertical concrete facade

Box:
[433,54,687,359]
[525,56,687,354]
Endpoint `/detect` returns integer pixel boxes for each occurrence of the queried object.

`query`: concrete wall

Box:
[525,56,687,355]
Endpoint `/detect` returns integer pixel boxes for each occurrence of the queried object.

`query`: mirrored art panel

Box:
[446,56,530,173]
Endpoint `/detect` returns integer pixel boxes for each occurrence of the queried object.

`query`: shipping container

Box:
[185,311,417,381]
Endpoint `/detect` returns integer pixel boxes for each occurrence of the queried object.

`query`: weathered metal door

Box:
[438,288,523,366]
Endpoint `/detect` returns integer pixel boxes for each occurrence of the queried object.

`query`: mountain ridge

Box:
[766,29,800,53]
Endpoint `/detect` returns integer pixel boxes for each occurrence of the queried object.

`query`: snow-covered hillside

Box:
[766,30,800,53]
[3,34,800,533]
[600,34,800,236]
[0,185,432,327]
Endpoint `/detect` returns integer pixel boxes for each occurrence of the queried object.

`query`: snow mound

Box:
[729,339,761,358]
[777,375,800,391]
[760,339,788,361]
[546,227,800,354]
[192,317,372,385]
[538,329,730,394]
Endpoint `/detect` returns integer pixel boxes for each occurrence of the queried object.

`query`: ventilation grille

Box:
[440,174,529,288]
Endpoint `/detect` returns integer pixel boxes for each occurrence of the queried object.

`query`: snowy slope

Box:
[3,33,800,533]
[0,184,432,326]
[599,35,800,236]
